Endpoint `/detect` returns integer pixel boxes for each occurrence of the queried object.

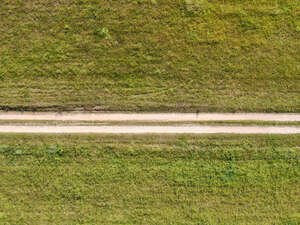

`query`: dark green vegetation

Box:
[0,119,300,126]
[0,0,299,112]
[0,134,300,224]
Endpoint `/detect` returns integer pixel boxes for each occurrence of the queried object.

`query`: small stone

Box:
[93,106,104,111]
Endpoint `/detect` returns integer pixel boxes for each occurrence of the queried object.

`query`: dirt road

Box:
[0,112,299,121]
[0,112,299,134]
[0,125,299,134]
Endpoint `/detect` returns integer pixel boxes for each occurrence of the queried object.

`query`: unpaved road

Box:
[0,112,300,121]
[0,112,299,134]
[0,125,299,134]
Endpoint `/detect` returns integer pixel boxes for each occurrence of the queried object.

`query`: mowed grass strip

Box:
[0,134,299,224]
[0,0,299,112]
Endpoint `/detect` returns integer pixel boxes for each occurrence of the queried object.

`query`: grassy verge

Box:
[0,134,299,224]
[0,0,299,112]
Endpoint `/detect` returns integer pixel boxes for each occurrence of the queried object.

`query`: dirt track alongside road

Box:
[0,112,299,122]
[0,125,299,134]
[0,112,299,134]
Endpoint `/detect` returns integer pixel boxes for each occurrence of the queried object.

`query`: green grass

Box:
[0,134,299,224]
[0,0,299,112]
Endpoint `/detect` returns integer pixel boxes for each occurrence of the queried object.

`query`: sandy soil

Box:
[0,112,299,122]
[0,125,299,134]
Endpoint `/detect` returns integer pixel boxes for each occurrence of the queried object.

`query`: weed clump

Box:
[94,27,111,40]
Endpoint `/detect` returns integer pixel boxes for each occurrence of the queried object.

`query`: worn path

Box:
[0,125,299,134]
[0,112,300,121]
[0,112,299,134]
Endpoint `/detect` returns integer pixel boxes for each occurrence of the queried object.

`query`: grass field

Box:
[0,134,299,224]
[0,0,299,112]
